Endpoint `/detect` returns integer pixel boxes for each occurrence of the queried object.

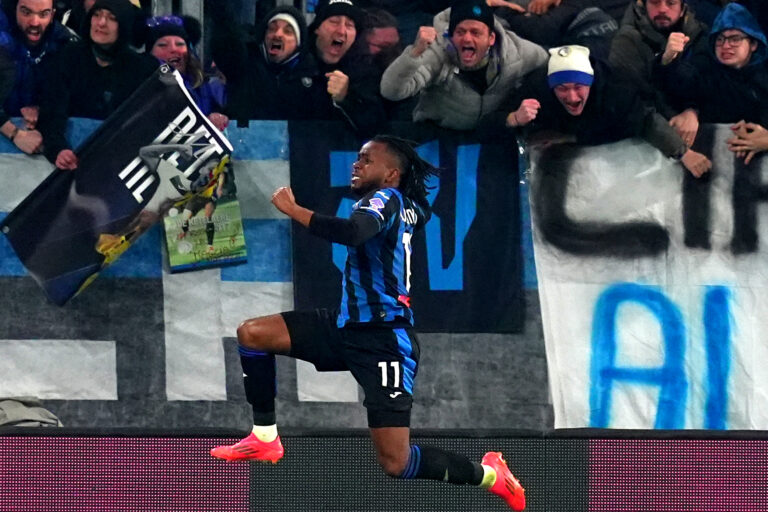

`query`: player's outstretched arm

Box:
[271,186,380,246]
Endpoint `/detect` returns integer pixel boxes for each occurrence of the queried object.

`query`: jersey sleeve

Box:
[351,188,400,231]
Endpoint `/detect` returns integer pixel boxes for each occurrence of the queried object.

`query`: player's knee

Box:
[236,318,270,349]
[376,452,408,478]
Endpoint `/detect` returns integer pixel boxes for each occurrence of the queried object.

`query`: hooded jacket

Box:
[654,3,768,126]
[380,7,547,130]
[37,0,157,163]
[608,0,708,117]
[211,5,385,134]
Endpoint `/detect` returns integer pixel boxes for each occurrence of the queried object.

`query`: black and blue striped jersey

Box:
[336,187,429,327]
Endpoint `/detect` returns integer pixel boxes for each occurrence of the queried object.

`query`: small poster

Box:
[163,157,247,272]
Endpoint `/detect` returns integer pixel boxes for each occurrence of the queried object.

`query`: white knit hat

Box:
[547,45,594,88]
[268,13,302,46]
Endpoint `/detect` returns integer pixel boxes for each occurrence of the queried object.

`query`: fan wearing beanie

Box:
[145,14,228,131]
[209,0,384,134]
[480,44,711,178]
[36,0,157,170]
[381,0,547,131]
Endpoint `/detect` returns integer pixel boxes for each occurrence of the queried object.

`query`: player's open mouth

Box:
[331,39,345,48]
[269,41,283,52]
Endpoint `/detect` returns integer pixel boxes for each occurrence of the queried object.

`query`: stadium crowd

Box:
[0,0,765,169]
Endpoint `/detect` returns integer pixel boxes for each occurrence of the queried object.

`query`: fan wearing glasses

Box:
[654,3,768,164]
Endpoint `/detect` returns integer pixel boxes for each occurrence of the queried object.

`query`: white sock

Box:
[480,464,497,488]
[251,424,278,443]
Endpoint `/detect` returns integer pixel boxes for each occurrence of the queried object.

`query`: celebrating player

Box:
[210,135,526,511]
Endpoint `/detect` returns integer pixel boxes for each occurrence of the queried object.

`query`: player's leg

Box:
[210,313,291,462]
[177,208,193,239]
[369,428,525,510]
[204,201,216,248]
[354,327,526,510]
[211,309,346,463]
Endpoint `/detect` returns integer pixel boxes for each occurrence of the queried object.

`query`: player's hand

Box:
[271,186,297,216]
[669,108,699,147]
[55,149,79,170]
[680,149,711,178]
[506,98,540,127]
[20,105,39,130]
[411,26,437,57]
[208,112,229,131]
[13,129,43,154]
[486,0,526,12]
[661,32,689,65]
[528,0,561,15]
[325,70,350,102]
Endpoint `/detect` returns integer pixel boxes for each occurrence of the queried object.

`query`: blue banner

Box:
[289,122,525,333]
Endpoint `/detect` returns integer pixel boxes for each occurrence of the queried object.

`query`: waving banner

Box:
[531,124,768,429]
[0,66,233,305]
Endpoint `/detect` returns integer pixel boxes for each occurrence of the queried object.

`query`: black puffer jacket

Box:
[211,5,385,134]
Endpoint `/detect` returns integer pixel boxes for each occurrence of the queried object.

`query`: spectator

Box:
[37,0,157,169]
[656,3,768,149]
[481,44,711,177]
[609,0,709,146]
[211,0,385,134]
[0,0,77,153]
[306,0,386,133]
[362,7,415,120]
[363,7,401,59]
[656,3,767,123]
[210,3,305,121]
[380,0,547,130]
[144,14,228,131]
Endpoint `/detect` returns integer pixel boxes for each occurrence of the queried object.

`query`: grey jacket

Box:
[380,8,547,130]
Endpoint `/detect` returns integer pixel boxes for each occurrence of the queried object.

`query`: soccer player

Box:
[210,135,526,511]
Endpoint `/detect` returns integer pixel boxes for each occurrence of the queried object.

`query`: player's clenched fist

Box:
[271,186,297,215]
[411,26,437,57]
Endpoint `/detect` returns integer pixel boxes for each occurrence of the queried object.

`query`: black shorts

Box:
[281,309,421,428]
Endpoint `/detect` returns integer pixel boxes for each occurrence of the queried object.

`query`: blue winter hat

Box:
[710,3,767,65]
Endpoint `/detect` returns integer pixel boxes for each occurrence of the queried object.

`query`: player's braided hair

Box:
[371,135,439,211]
